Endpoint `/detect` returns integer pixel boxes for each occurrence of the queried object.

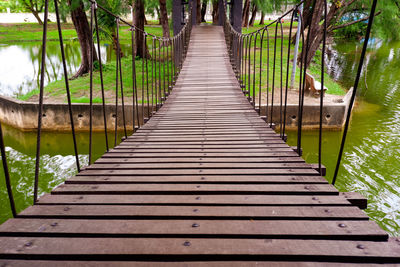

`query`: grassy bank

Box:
[0,22,168,44]
[4,20,344,104]
[241,22,345,99]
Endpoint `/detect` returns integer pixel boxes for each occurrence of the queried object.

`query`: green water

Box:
[0,41,131,97]
[286,40,400,236]
[1,39,400,236]
[0,125,127,224]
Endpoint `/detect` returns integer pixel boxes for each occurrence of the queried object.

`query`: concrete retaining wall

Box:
[0,89,352,132]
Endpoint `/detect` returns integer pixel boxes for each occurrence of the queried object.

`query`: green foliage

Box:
[252,0,292,13]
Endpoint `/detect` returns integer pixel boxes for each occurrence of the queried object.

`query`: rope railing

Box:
[223,0,327,173]
[0,0,193,208]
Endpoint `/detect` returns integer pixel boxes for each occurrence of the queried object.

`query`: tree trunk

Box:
[212,0,219,24]
[301,0,325,68]
[159,0,170,38]
[196,0,201,24]
[249,4,257,27]
[31,10,43,25]
[131,0,136,25]
[242,0,250,27]
[68,0,98,79]
[260,11,265,25]
[156,6,161,25]
[201,0,207,22]
[135,0,150,58]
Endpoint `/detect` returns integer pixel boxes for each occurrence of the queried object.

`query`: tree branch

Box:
[330,11,381,31]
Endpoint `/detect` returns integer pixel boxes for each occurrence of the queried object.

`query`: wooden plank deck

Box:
[1,25,399,265]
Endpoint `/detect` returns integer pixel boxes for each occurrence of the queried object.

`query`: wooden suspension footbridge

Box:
[0,25,399,266]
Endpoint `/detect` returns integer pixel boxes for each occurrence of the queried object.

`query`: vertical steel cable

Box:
[33,0,49,204]
[252,32,258,108]
[296,10,305,152]
[278,20,284,138]
[162,40,167,98]
[271,22,279,128]
[54,0,81,169]
[145,34,150,120]
[141,32,145,123]
[158,38,163,104]
[132,28,140,131]
[258,29,266,115]
[172,37,176,84]
[117,19,128,138]
[0,122,17,217]
[114,18,120,146]
[154,37,159,110]
[243,35,250,95]
[88,3,94,164]
[332,0,378,185]
[266,28,270,126]
[247,34,253,101]
[151,37,155,114]
[297,1,314,155]
[283,8,297,140]
[166,39,171,95]
[318,0,327,175]
[94,4,109,148]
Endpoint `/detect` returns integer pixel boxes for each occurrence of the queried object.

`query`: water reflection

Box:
[0,41,132,97]
[288,40,400,236]
[0,123,128,224]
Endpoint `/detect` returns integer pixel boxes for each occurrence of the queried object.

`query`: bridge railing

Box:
[222,0,378,185]
[223,0,326,172]
[0,0,193,216]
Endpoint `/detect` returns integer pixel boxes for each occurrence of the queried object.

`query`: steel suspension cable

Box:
[33,0,49,204]
[0,122,17,217]
[332,0,378,185]
[54,0,81,170]
[94,4,109,149]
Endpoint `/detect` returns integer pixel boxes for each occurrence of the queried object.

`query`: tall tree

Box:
[135,0,149,58]
[259,11,265,25]
[299,0,389,68]
[68,0,98,78]
[11,0,45,24]
[97,0,128,56]
[201,0,207,22]
[159,0,170,38]
[196,0,202,24]
[242,0,250,27]
[248,3,257,26]
[211,0,219,24]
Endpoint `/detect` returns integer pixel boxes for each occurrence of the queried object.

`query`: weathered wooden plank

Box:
[94,157,306,164]
[18,205,367,220]
[0,237,399,262]
[0,219,388,241]
[36,194,352,206]
[87,163,313,170]
[66,175,327,184]
[102,152,301,158]
[0,261,390,267]
[51,183,336,195]
[76,169,320,176]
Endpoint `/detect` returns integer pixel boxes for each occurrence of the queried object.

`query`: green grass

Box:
[0,22,169,44]
[20,50,175,104]
[239,22,345,99]
[7,20,344,104]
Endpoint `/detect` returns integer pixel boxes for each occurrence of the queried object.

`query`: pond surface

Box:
[0,38,400,236]
[0,41,132,97]
[286,40,400,235]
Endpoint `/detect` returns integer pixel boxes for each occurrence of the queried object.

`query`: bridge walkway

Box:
[0,25,399,266]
